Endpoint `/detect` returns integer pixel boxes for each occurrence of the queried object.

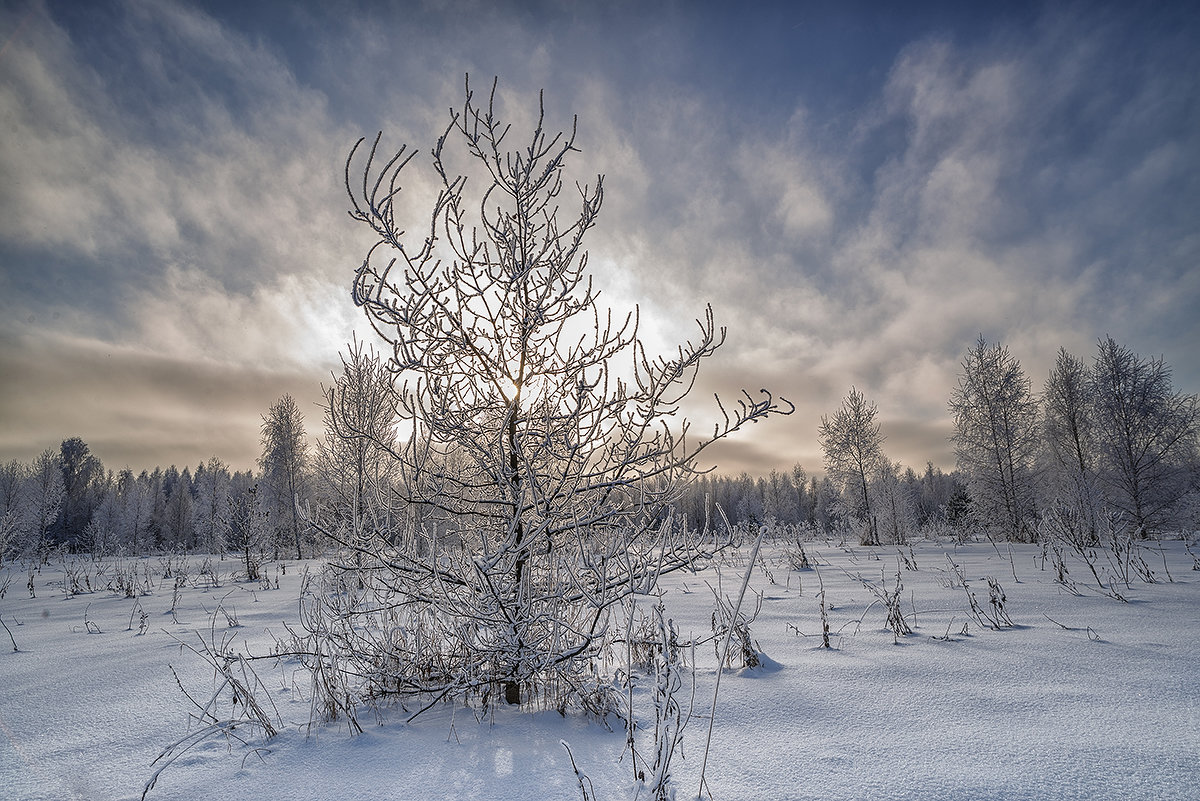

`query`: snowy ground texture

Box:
[2,537,1198,801]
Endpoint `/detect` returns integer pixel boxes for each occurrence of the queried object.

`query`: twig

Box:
[561,740,596,801]
[1,614,18,652]
[697,524,764,800]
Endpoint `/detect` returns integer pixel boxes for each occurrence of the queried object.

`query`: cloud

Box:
[623,7,1196,474]
[0,1,381,360]
[0,329,324,472]
[129,266,360,371]
[0,1,1196,478]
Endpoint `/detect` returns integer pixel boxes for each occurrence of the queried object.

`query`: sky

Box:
[0,0,1197,478]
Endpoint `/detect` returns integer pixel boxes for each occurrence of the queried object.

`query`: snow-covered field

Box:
[2,538,1198,801]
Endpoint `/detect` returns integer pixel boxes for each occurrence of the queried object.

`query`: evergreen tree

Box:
[52,437,106,549]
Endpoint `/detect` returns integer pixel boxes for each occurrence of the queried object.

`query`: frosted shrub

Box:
[709,585,762,669]
[784,539,813,570]
[638,603,690,801]
[296,76,787,715]
[855,569,912,643]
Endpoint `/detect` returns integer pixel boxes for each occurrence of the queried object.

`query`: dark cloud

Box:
[0,330,324,472]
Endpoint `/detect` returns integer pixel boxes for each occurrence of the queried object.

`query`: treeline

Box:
[719,335,1198,547]
[0,442,285,565]
[0,347,394,566]
[2,335,1196,562]
[0,396,315,567]
[673,463,967,537]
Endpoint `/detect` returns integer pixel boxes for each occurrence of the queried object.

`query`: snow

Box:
[2,540,1199,800]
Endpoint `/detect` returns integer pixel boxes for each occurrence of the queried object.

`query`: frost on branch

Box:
[302,76,790,715]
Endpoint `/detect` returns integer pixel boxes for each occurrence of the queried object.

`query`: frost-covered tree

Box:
[119,470,156,555]
[314,338,398,549]
[791,464,812,525]
[192,458,232,555]
[225,471,267,580]
[145,468,167,549]
[733,473,765,525]
[160,466,194,549]
[872,461,916,545]
[52,437,106,550]
[0,460,24,520]
[258,395,310,559]
[907,462,963,529]
[949,336,1040,541]
[761,468,802,527]
[1040,348,1103,545]
[309,77,789,710]
[0,460,26,563]
[0,511,15,566]
[86,482,124,555]
[819,387,886,545]
[1090,336,1199,537]
[25,448,64,557]
[811,475,840,532]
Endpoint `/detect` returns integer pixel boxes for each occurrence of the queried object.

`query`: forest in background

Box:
[3,332,1195,566]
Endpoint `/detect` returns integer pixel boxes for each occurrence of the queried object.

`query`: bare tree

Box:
[26,448,65,558]
[1090,336,1199,537]
[225,472,267,581]
[949,335,1040,541]
[314,337,399,551]
[192,458,232,555]
[305,77,789,711]
[819,387,885,545]
[0,460,26,564]
[1040,347,1103,546]
[258,395,310,560]
[872,460,916,545]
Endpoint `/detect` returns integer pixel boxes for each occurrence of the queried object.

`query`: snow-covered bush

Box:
[294,77,788,716]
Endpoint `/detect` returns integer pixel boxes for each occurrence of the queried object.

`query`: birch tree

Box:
[307,77,790,710]
[1041,348,1102,545]
[872,461,916,545]
[1090,336,1199,537]
[258,395,310,560]
[819,387,885,545]
[949,335,1040,541]
[314,338,398,549]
